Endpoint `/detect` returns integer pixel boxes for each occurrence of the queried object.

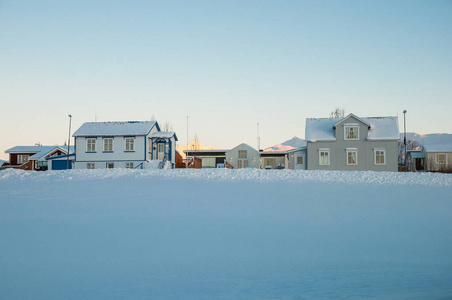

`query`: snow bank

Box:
[0,168,450,187]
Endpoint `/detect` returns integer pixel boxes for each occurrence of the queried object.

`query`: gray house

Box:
[303,113,399,171]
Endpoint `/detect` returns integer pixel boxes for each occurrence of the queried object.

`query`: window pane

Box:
[347,151,357,165]
[320,151,329,165]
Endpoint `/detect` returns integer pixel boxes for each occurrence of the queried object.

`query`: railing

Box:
[134,162,144,169]
[225,161,234,169]
[158,157,168,169]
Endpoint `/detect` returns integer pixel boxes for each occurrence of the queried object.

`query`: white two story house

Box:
[72,121,177,169]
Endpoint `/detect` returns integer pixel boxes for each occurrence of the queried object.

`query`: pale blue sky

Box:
[1,0,451,159]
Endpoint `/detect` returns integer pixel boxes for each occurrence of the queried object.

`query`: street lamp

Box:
[403,110,407,171]
[67,114,72,170]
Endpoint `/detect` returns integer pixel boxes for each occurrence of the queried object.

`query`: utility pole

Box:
[67,114,72,170]
[257,123,260,151]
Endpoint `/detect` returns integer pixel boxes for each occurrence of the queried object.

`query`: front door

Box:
[157,143,165,160]
[415,158,424,171]
[237,159,248,169]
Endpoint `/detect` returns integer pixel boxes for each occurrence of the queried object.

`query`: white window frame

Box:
[374,149,386,165]
[86,138,96,152]
[103,138,113,152]
[319,149,330,165]
[243,159,249,168]
[125,137,135,152]
[238,150,247,159]
[346,148,358,166]
[87,163,95,169]
[17,154,29,164]
[126,162,134,169]
[106,162,114,169]
[435,153,447,165]
[344,124,359,140]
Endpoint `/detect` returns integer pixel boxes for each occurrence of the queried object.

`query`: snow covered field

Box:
[1,169,451,299]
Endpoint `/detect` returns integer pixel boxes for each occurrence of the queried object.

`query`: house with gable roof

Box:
[3,146,73,170]
[72,121,178,169]
[299,113,399,171]
[225,143,260,169]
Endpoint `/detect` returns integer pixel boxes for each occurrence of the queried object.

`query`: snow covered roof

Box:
[286,146,307,153]
[5,146,55,154]
[73,121,158,137]
[5,146,74,161]
[150,131,178,141]
[305,115,399,142]
[305,118,338,142]
[404,133,452,152]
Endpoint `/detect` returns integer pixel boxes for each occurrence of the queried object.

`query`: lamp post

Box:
[403,110,407,171]
[186,115,188,168]
[67,114,72,170]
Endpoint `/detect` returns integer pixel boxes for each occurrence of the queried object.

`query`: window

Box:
[344,125,359,140]
[296,156,303,165]
[87,163,95,169]
[106,162,114,169]
[86,138,96,152]
[237,160,242,169]
[238,150,247,158]
[17,155,29,164]
[319,149,330,165]
[346,149,358,165]
[103,138,113,152]
[158,143,164,152]
[374,149,386,165]
[435,153,447,164]
[126,162,134,169]
[125,138,134,151]
[243,160,249,168]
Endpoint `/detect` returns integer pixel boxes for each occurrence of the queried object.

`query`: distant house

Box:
[408,145,452,173]
[3,146,73,171]
[405,133,452,173]
[72,121,178,169]
[184,149,227,168]
[303,113,399,171]
[286,147,307,170]
[260,151,287,169]
[225,144,259,169]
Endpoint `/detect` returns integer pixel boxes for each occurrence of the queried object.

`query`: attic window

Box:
[344,125,359,140]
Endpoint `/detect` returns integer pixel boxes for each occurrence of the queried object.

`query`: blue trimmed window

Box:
[103,138,113,152]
